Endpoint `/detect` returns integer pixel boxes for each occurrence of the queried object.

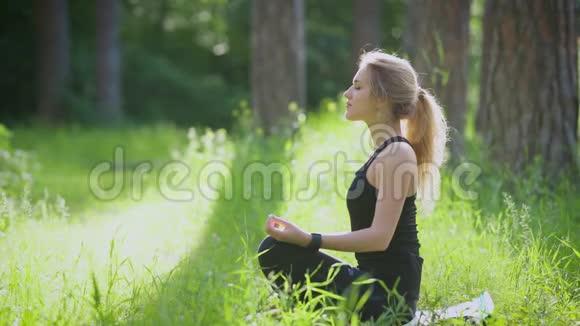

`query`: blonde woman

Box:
[257,50,448,323]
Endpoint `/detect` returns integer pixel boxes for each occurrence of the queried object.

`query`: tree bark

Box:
[250,0,305,136]
[351,0,382,72]
[477,0,578,176]
[96,0,123,124]
[35,0,70,124]
[404,0,471,160]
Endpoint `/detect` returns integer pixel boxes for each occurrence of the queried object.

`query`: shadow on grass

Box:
[123,135,291,325]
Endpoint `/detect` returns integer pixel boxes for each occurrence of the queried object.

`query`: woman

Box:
[256,50,448,323]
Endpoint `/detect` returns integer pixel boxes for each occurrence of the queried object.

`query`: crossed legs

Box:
[256,235,414,323]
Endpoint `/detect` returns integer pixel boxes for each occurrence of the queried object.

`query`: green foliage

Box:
[0,124,37,200]
[306,0,406,108]
[2,1,578,322]
[122,44,239,128]
[1,101,578,324]
[0,124,12,151]
[11,123,187,214]
[1,0,409,128]
[0,124,76,233]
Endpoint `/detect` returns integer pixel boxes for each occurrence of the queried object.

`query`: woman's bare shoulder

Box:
[367,142,418,193]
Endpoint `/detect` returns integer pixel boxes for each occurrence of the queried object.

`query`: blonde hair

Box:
[358,50,448,213]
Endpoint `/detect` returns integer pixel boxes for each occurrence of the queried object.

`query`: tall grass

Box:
[11,124,188,214]
[0,102,578,325]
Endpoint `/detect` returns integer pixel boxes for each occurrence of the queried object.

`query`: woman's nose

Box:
[344,89,351,99]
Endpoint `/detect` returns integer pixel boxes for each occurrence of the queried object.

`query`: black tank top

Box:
[346,136,420,269]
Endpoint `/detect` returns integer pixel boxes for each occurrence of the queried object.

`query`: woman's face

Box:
[343,66,377,123]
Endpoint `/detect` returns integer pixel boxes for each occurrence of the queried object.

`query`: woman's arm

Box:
[317,228,388,252]
[266,215,383,252]
[319,143,417,253]
[266,144,416,252]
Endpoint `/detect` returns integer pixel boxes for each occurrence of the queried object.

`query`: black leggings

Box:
[257,236,419,323]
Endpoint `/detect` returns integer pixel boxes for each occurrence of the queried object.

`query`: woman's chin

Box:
[344,110,357,121]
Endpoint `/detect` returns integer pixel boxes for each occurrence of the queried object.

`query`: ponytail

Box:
[406,88,449,214]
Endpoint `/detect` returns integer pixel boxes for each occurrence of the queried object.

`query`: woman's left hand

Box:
[265,214,311,247]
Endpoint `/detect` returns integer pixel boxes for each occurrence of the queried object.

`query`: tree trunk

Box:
[35,0,70,124]
[476,0,578,177]
[96,0,123,124]
[477,0,578,175]
[404,0,471,160]
[351,0,382,72]
[576,1,580,37]
[250,0,305,136]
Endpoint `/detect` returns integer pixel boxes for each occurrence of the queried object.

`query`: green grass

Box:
[10,124,188,214]
[0,103,578,325]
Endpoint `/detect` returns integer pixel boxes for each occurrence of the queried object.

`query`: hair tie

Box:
[418,88,426,101]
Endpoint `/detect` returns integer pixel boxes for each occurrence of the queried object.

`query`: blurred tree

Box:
[250,0,305,135]
[1,0,406,128]
[351,0,382,72]
[577,0,580,36]
[305,0,405,108]
[476,0,578,177]
[404,0,471,160]
[96,0,123,124]
[35,0,71,124]
[0,2,35,123]
[119,0,243,128]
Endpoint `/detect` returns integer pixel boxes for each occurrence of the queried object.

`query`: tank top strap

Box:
[361,136,411,171]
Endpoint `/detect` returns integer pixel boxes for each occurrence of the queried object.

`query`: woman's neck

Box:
[366,120,403,148]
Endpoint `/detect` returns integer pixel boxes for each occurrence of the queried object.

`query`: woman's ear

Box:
[374,96,391,114]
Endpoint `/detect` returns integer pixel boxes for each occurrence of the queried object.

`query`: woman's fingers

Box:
[265,215,291,243]
[267,214,285,230]
[272,219,286,231]
[265,216,276,234]
[265,216,279,233]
